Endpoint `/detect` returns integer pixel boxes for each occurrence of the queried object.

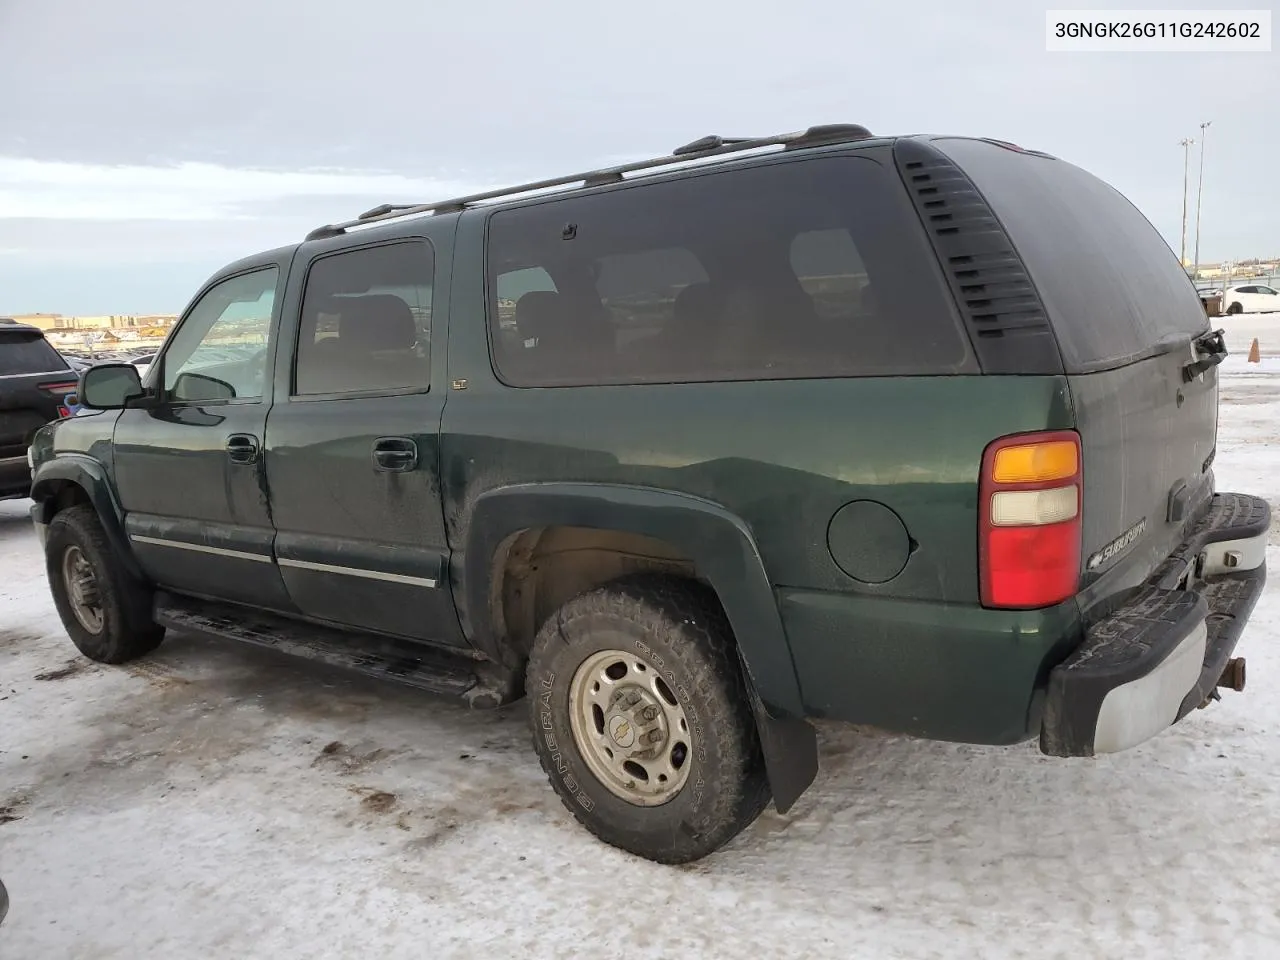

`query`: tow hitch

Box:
[1200,657,1246,709]
[1218,657,1247,693]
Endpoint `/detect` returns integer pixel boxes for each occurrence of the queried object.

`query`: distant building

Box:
[7,313,64,330]
[4,313,177,334]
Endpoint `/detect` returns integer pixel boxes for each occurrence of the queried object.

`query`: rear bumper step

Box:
[1041,492,1269,757]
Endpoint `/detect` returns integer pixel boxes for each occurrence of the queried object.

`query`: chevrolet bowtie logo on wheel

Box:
[609,716,636,749]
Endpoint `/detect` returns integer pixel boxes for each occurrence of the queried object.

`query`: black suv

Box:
[27,126,1269,863]
[0,320,78,500]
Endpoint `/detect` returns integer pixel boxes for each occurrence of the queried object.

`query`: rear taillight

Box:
[37,381,79,419]
[979,430,1082,609]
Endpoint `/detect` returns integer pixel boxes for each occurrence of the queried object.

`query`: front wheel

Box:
[526,575,770,864]
[45,505,165,663]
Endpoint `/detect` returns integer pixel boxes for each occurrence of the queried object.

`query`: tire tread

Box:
[527,573,769,863]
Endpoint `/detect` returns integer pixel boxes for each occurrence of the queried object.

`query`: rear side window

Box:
[294,241,433,397]
[0,330,70,375]
[935,138,1208,372]
[485,155,973,387]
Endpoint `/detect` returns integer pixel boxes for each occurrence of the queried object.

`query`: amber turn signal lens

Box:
[991,440,1078,484]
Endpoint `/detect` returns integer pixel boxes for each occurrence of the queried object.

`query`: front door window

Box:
[161,268,278,403]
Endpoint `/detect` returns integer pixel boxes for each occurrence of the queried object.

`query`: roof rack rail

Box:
[304,123,875,241]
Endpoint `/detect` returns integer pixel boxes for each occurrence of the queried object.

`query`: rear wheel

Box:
[45,505,165,663]
[526,575,770,864]
[1227,301,1244,315]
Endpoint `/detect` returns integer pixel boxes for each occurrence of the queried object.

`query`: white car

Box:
[1221,284,1280,315]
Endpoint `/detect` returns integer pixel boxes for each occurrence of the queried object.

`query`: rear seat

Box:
[296,293,426,394]
[509,291,616,383]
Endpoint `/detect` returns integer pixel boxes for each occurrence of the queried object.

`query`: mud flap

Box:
[744,676,819,814]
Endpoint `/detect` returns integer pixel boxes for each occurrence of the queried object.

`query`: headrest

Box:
[515,291,564,343]
[337,294,416,351]
[673,282,724,323]
[858,281,878,315]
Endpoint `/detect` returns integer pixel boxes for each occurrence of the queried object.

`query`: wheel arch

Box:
[30,455,143,581]
[461,481,818,813]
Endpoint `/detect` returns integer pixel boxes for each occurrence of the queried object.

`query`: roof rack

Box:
[304,123,874,241]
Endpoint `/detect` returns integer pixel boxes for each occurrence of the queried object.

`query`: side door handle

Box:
[372,436,418,473]
[226,433,260,465]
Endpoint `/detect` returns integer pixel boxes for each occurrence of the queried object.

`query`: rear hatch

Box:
[0,325,78,464]
[934,138,1218,609]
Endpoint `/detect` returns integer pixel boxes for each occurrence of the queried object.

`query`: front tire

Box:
[45,505,165,663]
[527,575,769,864]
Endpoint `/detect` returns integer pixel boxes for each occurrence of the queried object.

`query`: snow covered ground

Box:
[3,314,1280,959]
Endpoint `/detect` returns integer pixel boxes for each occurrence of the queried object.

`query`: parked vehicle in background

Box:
[26,125,1270,864]
[0,320,78,500]
[1221,284,1280,315]
[130,352,157,375]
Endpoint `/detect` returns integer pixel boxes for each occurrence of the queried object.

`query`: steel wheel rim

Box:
[61,545,104,634]
[568,648,693,806]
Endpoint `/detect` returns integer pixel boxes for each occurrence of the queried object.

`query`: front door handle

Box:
[226,433,260,465]
[372,436,418,473]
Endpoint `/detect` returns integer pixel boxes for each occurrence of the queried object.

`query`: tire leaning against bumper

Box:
[44,504,164,664]
[527,574,770,864]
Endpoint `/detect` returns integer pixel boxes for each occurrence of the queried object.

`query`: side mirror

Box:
[79,363,144,410]
[172,371,237,402]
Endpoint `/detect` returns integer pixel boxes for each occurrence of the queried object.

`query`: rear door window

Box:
[0,330,70,375]
[934,138,1209,372]
[293,241,433,397]
[484,154,974,387]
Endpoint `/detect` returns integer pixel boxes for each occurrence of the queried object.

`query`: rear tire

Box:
[526,574,770,864]
[1227,301,1244,315]
[45,505,165,663]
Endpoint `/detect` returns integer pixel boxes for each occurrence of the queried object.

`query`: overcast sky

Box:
[0,0,1275,315]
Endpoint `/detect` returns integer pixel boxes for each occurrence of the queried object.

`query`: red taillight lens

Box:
[979,430,1082,609]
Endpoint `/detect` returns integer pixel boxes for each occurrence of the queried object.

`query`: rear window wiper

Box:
[1184,328,1227,382]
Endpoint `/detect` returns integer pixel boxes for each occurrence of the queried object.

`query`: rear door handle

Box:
[226,433,260,465]
[372,436,418,472]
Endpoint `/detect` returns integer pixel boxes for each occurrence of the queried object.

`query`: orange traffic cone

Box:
[1248,338,1260,363]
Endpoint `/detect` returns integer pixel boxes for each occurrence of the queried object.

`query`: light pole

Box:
[1179,137,1194,268]
[1192,120,1211,279]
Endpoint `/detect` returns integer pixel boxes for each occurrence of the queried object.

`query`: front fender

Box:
[29,454,143,581]
[462,481,818,813]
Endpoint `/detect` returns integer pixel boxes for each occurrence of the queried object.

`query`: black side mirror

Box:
[79,363,144,410]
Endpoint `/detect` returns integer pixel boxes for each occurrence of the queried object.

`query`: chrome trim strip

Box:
[277,557,438,588]
[129,534,273,563]
[0,369,75,380]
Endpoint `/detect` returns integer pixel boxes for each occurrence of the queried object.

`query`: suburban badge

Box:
[1087,517,1148,571]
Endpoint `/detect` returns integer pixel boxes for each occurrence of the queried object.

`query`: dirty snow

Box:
[3,315,1280,959]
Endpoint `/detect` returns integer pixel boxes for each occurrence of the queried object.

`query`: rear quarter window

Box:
[0,331,70,376]
[484,154,976,387]
[934,138,1208,372]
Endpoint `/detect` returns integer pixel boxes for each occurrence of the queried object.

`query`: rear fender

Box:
[462,482,818,812]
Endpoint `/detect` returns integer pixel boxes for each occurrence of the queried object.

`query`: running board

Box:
[153,592,520,708]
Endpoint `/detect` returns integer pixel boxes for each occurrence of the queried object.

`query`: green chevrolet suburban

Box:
[27,125,1269,863]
